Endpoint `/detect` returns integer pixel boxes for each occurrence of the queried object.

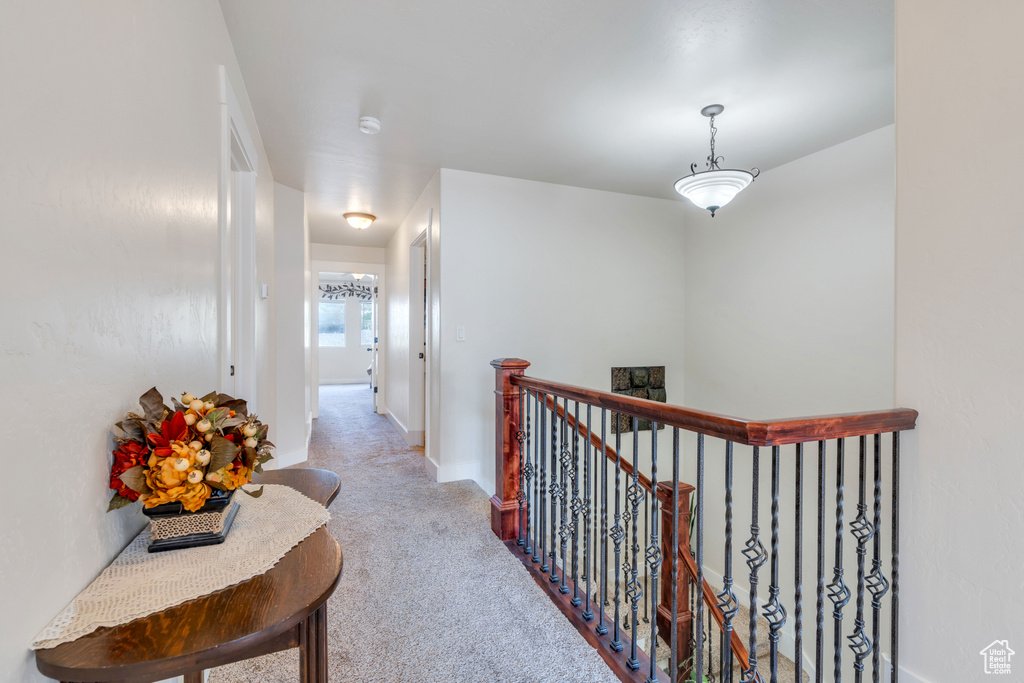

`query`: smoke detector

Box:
[359,117,381,135]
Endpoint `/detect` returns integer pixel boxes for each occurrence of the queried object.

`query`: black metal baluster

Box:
[516,387,527,549]
[795,443,804,683]
[816,440,826,683]
[717,441,738,683]
[695,434,706,683]
[646,423,661,683]
[570,401,582,605]
[670,427,680,682]
[582,404,593,620]
[610,412,624,652]
[549,396,559,582]
[522,390,533,555]
[828,439,850,683]
[867,435,889,683]
[533,390,541,564]
[598,408,610,636]
[848,436,874,682]
[538,394,548,572]
[708,607,714,683]
[626,418,643,670]
[741,446,765,683]
[558,398,571,593]
[763,445,787,683]
[891,433,900,683]
[643,487,650,625]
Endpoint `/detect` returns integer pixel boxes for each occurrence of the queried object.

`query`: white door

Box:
[371,277,380,413]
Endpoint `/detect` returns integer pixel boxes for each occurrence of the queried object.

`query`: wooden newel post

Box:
[656,479,695,678]
[490,358,530,540]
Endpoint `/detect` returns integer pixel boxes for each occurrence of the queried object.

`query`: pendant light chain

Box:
[707,113,720,171]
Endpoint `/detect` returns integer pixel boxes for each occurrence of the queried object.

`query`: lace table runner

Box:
[32,484,331,649]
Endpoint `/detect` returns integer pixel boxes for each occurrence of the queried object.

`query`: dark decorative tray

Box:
[147,502,239,553]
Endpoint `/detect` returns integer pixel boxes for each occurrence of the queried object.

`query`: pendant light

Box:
[674,105,758,217]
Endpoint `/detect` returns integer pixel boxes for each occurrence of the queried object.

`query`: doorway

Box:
[219,67,258,408]
[410,220,431,459]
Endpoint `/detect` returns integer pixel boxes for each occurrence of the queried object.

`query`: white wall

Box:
[0,2,274,681]
[312,243,385,264]
[438,169,689,493]
[385,172,440,452]
[318,293,375,384]
[895,1,1024,681]
[274,182,311,468]
[684,125,895,418]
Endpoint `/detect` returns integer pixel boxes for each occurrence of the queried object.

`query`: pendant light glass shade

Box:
[673,104,758,217]
[673,169,754,216]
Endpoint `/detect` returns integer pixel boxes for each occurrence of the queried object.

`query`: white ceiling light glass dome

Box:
[674,105,758,217]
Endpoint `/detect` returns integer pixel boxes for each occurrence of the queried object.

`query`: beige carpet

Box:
[208,384,619,683]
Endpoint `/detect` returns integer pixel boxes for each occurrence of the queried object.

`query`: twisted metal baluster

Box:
[670,427,680,681]
[848,436,874,681]
[741,446,766,683]
[645,423,661,683]
[538,394,548,572]
[867,435,889,683]
[582,404,593,620]
[717,441,738,683]
[695,434,706,683]
[643,488,650,625]
[558,398,571,593]
[626,418,643,670]
[609,413,624,652]
[533,391,542,563]
[891,433,900,683]
[763,445,787,683]
[828,439,851,683]
[597,408,610,635]
[516,387,527,549]
[569,401,583,604]
[549,396,559,582]
[795,443,804,683]
[522,390,533,554]
[816,440,826,683]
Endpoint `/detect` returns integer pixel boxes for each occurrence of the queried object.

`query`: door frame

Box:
[410,229,428,450]
[218,66,259,407]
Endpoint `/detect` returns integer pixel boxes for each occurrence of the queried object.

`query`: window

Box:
[318,301,345,347]
[360,301,374,345]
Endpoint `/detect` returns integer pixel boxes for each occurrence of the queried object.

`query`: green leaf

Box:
[260,440,275,450]
[207,479,229,491]
[240,485,264,498]
[208,435,239,472]
[254,424,268,441]
[139,387,166,422]
[205,407,229,428]
[253,462,264,474]
[257,452,274,464]
[107,492,135,512]
[117,465,150,494]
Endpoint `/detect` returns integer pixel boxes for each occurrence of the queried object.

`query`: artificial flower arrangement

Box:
[108,387,274,513]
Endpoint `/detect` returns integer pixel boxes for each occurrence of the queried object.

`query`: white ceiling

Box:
[219,0,893,247]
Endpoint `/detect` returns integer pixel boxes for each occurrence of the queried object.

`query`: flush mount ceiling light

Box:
[351,272,364,280]
[674,104,759,217]
[358,116,381,134]
[343,212,376,230]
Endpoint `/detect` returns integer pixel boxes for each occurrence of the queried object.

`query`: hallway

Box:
[210,384,618,682]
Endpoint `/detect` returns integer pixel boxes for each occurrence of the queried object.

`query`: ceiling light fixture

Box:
[343,212,376,230]
[358,117,381,135]
[352,273,364,280]
[674,104,758,217]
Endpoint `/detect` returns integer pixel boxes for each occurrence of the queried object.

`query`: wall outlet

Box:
[456,326,465,342]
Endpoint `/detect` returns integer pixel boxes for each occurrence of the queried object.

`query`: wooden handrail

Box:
[515,374,917,446]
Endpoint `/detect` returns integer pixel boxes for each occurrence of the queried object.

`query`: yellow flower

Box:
[219,465,252,491]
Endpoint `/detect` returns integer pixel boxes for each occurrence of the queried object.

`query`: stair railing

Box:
[490,358,917,683]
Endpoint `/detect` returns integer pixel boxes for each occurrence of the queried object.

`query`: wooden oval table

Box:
[36,468,342,683]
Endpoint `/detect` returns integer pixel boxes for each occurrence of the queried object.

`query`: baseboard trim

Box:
[385,411,423,447]
[319,378,372,386]
[424,455,439,480]
[437,461,493,497]
[274,445,308,469]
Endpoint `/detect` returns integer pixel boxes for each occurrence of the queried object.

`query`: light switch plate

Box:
[260,283,269,299]
[456,326,465,342]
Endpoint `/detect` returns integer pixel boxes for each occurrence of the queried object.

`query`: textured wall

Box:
[0,2,274,680]
[895,1,1024,680]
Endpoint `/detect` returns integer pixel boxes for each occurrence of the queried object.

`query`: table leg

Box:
[184,672,204,683]
[299,603,328,683]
